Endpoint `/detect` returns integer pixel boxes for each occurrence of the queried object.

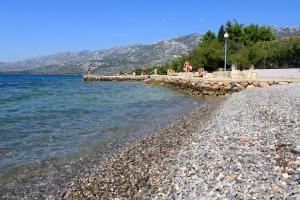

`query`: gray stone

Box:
[291,146,300,154]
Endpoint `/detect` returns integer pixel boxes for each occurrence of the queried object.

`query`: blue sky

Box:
[0,0,299,62]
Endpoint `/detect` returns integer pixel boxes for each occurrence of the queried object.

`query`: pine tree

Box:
[218,25,225,42]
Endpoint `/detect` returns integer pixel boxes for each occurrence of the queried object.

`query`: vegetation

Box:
[134,20,300,75]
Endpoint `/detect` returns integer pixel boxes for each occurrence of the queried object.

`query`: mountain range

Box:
[270,26,300,39]
[0,34,201,75]
[1,26,300,75]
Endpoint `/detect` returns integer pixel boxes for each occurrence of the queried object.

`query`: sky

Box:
[0,0,299,62]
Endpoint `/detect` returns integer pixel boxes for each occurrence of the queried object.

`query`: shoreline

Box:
[1,81,299,199]
[63,83,300,199]
[62,98,224,199]
[0,89,208,199]
[62,84,300,199]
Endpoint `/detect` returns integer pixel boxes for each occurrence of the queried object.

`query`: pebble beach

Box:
[1,83,299,199]
[61,83,300,199]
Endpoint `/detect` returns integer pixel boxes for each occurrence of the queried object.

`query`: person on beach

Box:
[183,60,192,77]
[198,67,205,77]
[87,64,92,75]
[142,65,147,75]
[184,60,190,72]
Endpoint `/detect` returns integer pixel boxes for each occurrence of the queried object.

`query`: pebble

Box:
[291,146,300,154]
[282,173,289,179]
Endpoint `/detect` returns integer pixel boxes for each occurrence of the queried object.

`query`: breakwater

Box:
[154,76,298,97]
[83,75,149,81]
[83,75,299,97]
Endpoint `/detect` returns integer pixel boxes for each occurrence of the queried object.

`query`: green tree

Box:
[131,21,299,75]
[226,20,245,43]
[229,47,250,70]
[202,30,217,43]
[198,37,223,71]
[217,25,226,43]
[243,24,260,45]
[247,43,265,67]
[257,26,276,42]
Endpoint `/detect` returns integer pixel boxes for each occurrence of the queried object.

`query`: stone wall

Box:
[153,76,296,97]
[83,74,298,97]
[177,68,300,80]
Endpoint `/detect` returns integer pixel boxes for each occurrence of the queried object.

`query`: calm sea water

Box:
[0,74,199,182]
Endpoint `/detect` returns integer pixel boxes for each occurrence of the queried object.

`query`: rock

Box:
[223,81,230,87]
[271,185,283,193]
[224,85,232,91]
[268,144,276,150]
[236,84,245,91]
[282,173,289,179]
[292,187,300,194]
[225,175,237,181]
[174,183,181,190]
[291,146,300,154]
[240,136,251,143]
[212,84,220,90]
[217,82,224,86]
[239,81,249,88]
[253,81,260,87]
[259,82,269,88]
[279,82,288,85]
[246,85,255,89]
[205,84,212,90]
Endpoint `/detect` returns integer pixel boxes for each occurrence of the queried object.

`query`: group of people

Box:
[183,60,205,77]
[86,61,205,77]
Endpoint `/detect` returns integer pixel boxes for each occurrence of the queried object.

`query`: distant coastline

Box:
[0,71,82,75]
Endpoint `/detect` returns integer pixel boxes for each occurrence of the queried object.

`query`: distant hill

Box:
[0,34,202,75]
[270,26,300,39]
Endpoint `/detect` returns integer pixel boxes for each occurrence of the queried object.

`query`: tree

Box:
[226,20,245,43]
[229,47,250,70]
[257,26,276,42]
[217,25,226,43]
[247,43,265,67]
[243,24,260,45]
[132,21,298,75]
[198,37,223,71]
[202,30,216,43]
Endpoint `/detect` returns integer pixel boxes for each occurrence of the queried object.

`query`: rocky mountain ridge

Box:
[270,26,300,39]
[0,34,202,75]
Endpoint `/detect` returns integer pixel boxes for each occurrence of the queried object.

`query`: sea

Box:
[0,74,199,187]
